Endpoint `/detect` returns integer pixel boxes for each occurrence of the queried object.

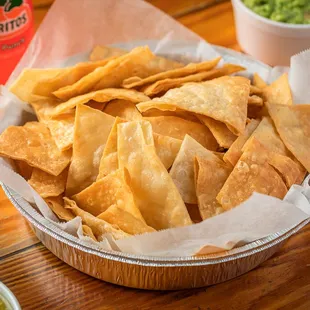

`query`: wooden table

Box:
[1,1,310,309]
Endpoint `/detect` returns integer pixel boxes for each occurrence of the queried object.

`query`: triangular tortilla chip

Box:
[103,99,143,121]
[142,63,245,97]
[144,116,218,151]
[64,198,129,240]
[89,45,127,61]
[46,112,75,151]
[52,88,150,116]
[53,46,155,100]
[82,225,97,241]
[28,168,68,198]
[45,196,74,221]
[32,59,119,97]
[0,122,71,176]
[248,95,263,107]
[253,73,267,89]
[15,160,33,180]
[250,85,263,96]
[66,105,115,196]
[170,135,223,204]
[9,68,64,102]
[122,57,221,89]
[263,73,292,105]
[97,205,155,235]
[117,121,192,229]
[197,115,237,148]
[29,97,60,122]
[97,117,126,179]
[266,103,310,173]
[223,119,260,166]
[137,76,250,135]
[217,139,288,210]
[73,168,145,223]
[194,156,231,220]
[153,133,182,169]
[142,109,199,123]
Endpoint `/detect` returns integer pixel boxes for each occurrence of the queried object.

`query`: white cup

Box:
[231,0,310,66]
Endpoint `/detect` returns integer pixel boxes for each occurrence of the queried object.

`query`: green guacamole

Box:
[243,0,310,24]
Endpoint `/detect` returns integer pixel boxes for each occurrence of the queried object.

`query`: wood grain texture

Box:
[1,1,308,309]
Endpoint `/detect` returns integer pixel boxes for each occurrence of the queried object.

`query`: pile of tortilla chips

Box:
[1,45,309,243]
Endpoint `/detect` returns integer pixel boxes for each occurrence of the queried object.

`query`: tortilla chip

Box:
[147,55,184,73]
[153,133,182,169]
[137,76,250,135]
[89,45,127,61]
[263,73,292,106]
[53,46,155,100]
[144,116,218,151]
[46,112,75,151]
[223,119,260,166]
[98,205,155,235]
[52,88,150,116]
[28,168,68,198]
[170,135,223,204]
[97,117,126,179]
[103,99,143,121]
[32,59,118,97]
[197,115,237,148]
[29,97,60,122]
[266,103,310,172]
[73,168,145,224]
[66,105,115,196]
[82,225,97,241]
[0,122,71,176]
[253,73,267,89]
[122,57,221,89]
[64,198,129,240]
[248,95,263,107]
[142,63,245,97]
[9,68,64,102]
[86,100,106,111]
[217,139,288,210]
[250,85,263,96]
[194,156,231,219]
[15,160,33,180]
[45,196,74,221]
[142,109,199,123]
[117,121,192,229]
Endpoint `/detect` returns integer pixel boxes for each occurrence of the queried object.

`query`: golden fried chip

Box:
[45,196,74,221]
[137,76,250,135]
[217,139,288,210]
[118,121,192,229]
[0,122,71,176]
[250,85,263,96]
[103,99,143,120]
[142,109,199,123]
[53,46,155,100]
[89,45,127,61]
[253,73,267,89]
[194,156,231,220]
[142,63,245,97]
[15,160,33,180]
[144,116,218,151]
[98,205,155,235]
[9,68,64,102]
[223,119,260,166]
[197,115,237,148]
[97,117,126,179]
[266,103,310,172]
[64,198,129,240]
[73,168,145,223]
[82,225,97,241]
[46,112,75,151]
[153,133,182,169]
[32,59,119,97]
[248,95,263,107]
[66,105,115,196]
[170,135,223,204]
[29,97,60,122]
[52,88,150,116]
[122,57,221,89]
[28,168,67,198]
[86,100,106,111]
[263,73,292,105]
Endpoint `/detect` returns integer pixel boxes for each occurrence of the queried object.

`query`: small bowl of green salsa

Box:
[232,0,310,65]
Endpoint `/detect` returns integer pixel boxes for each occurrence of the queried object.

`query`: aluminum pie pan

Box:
[2,44,309,289]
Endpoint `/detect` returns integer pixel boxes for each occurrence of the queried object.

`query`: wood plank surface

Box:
[1,0,309,309]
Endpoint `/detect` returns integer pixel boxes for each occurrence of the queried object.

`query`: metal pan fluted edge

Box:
[1,44,309,290]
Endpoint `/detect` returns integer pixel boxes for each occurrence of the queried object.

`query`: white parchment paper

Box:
[0,0,310,257]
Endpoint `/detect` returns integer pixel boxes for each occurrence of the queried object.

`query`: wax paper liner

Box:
[0,0,310,257]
